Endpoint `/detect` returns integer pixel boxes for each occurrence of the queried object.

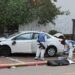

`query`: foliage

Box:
[0,0,61,32]
[48,30,58,35]
[30,0,61,25]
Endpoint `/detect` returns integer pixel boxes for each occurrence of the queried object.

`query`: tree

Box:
[0,0,9,34]
[48,30,58,35]
[0,0,61,35]
[29,0,60,24]
[0,0,32,34]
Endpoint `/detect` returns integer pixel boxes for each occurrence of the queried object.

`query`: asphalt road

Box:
[0,53,75,64]
[0,65,75,75]
[0,53,58,64]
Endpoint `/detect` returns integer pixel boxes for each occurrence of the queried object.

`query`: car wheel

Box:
[0,46,11,56]
[46,47,57,57]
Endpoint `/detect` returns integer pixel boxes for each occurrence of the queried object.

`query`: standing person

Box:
[35,31,47,60]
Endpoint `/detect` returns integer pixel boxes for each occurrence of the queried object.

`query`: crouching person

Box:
[58,36,75,64]
[35,31,47,61]
[65,40,75,60]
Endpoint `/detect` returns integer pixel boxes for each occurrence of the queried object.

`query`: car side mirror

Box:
[12,40,16,45]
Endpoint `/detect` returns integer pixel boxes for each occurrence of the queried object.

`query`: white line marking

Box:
[6,57,25,63]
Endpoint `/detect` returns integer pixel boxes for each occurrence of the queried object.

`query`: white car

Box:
[0,31,64,56]
[0,37,6,42]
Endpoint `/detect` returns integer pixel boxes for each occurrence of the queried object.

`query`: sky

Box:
[55,0,75,18]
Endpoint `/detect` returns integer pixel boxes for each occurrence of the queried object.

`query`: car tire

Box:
[0,46,11,56]
[46,47,57,57]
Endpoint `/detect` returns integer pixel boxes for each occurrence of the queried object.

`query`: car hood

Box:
[0,37,6,42]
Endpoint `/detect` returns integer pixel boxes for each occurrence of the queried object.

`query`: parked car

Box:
[0,37,6,42]
[0,31,65,57]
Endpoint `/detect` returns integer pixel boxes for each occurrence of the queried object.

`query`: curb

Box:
[0,61,47,68]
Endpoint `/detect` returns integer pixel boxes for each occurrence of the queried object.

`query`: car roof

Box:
[19,31,42,34]
[19,31,57,39]
[6,31,58,40]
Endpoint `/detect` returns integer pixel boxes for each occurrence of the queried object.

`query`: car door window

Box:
[33,33,51,40]
[13,33,33,40]
[33,33,39,39]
